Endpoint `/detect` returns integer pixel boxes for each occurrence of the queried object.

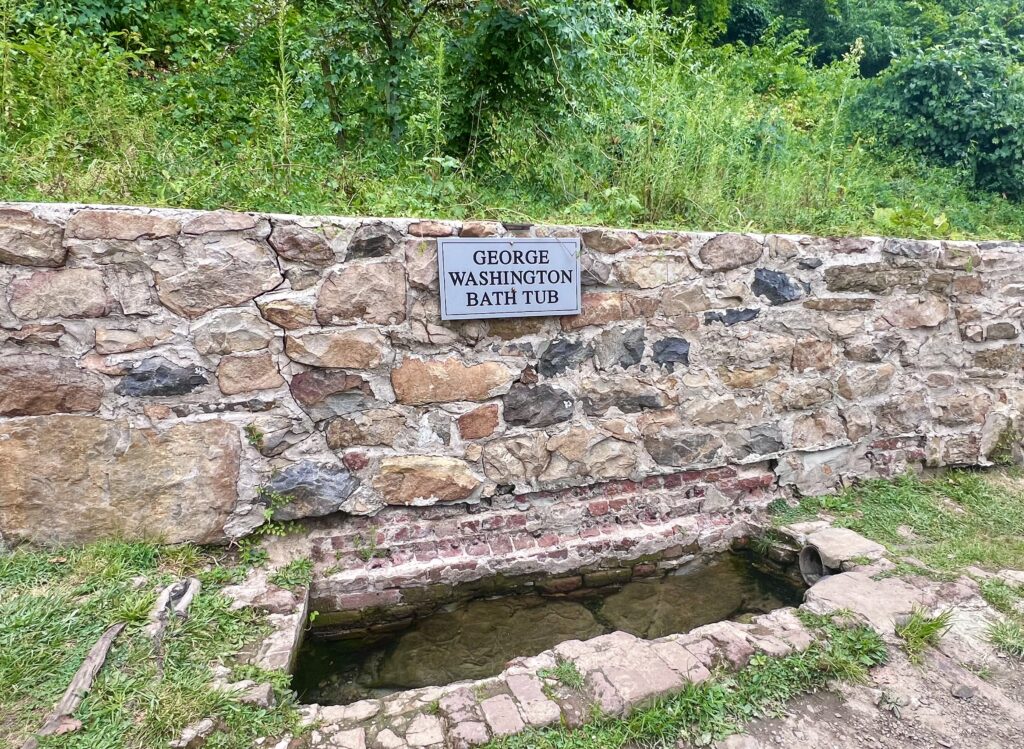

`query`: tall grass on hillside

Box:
[0,3,1022,239]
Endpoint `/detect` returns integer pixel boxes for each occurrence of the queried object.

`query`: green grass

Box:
[894,608,954,664]
[0,542,301,748]
[987,621,1024,660]
[1,9,1023,240]
[771,470,1024,574]
[489,621,887,749]
[773,469,1024,662]
[979,579,1024,617]
[539,659,586,692]
[268,558,312,591]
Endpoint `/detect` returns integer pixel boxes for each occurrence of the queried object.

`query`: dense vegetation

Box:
[2,0,1023,237]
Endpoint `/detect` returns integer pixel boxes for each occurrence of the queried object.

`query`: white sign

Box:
[437,237,582,320]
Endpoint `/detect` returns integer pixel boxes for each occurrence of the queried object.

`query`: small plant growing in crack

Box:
[354,532,387,562]
[539,658,585,692]
[235,488,299,568]
[990,425,1021,466]
[895,607,954,663]
[244,424,265,449]
[750,530,789,558]
[269,558,312,589]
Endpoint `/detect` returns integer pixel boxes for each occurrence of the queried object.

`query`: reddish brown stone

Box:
[581,229,638,254]
[372,456,481,504]
[256,297,316,329]
[408,220,454,237]
[284,329,389,369]
[0,416,239,545]
[792,339,837,372]
[8,268,111,319]
[392,357,513,405]
[268,223,334,265]
[0,324,65,346]
[289,370,372,407]
[458,404,500,440]
[0,208,65,267]
[698,233,762,271]
[459,221,503,237]
[0,354,105,416]
[342,451,370,472]
[66,209,180,241]
[561,292,656,332]
[316,262,406,325]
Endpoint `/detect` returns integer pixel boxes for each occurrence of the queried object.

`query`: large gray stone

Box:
[803,571,928,634]
[156,234,283,318]
[0,208,65,266]
[503,383,574,428]
[115,357,208,397]
[265,461,359,520]
[537,337,592,377]
[805,527,886,568]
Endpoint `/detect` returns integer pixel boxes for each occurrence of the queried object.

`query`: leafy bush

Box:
[865,40,1024,197]
[724,0,771,45]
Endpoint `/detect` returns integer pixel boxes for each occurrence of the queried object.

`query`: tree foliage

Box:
[865,39,1024,197]
[1,0,1023,231]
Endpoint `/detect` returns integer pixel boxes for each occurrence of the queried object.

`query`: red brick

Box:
[662,473,684,489]
[335,589,401,611]
[537,533,559,548]
[632,563,658,577]
[588,500,610,517]
[512,534,535,551]
[481,515,505,531]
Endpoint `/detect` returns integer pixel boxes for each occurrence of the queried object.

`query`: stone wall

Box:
[0,202,1021,547]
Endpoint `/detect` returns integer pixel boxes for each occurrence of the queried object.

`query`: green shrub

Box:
[864,40,1024,197]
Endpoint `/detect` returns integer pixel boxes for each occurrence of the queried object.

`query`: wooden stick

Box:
[21,622,125,749]
[147,577,202,679]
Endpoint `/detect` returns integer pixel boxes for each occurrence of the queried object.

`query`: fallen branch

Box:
[21,622,126,749]
[146,577,202,678]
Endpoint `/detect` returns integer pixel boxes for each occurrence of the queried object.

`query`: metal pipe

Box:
[798,544,838,586]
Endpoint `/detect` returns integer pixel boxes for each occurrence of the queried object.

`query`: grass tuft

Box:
[269,558,313,590]
[538,659,586,692]
[987,620,1024,660]
[895,608,954,664]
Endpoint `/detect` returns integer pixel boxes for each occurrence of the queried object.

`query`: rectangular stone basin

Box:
[294,551,803,704]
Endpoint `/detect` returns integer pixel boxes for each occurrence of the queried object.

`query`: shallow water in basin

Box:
[294,553,802,705]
